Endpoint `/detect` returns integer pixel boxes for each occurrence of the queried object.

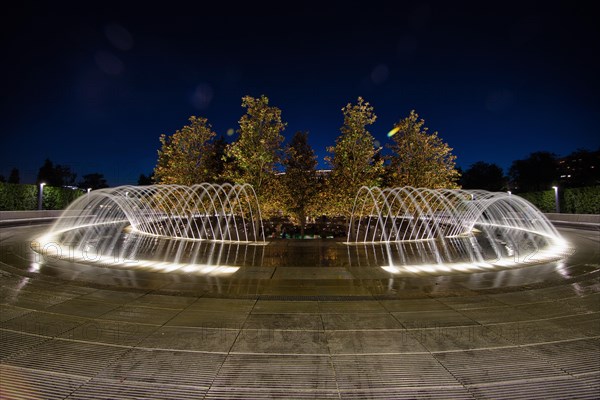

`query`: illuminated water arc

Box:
[35,184,571,277]
[49,183,266,243]
[347,186,569,269]
[34,184,266,274]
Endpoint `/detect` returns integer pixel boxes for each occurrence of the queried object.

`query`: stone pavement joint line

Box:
[0,225,598,399]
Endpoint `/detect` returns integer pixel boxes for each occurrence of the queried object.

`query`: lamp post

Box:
[38,183,46,210]
[552,186,559,213]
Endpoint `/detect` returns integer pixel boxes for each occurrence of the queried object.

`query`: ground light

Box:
[37,182,46,210]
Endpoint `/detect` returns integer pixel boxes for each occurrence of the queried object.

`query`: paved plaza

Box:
[1,224,599,399]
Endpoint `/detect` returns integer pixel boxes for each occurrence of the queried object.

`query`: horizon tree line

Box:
[0,159,109,190]
[150,94,599,221]
[2,94,596,217]
[152,95,461,219]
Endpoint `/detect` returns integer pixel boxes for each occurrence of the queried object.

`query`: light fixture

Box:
[38,182,46,210]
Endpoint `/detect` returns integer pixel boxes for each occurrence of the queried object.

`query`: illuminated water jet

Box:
[52,183,265,242]
[37,184,265,273]
[347,186,570,274]
[34,184,570,277]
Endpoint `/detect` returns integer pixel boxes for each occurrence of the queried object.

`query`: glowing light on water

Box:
[33,184,266,275]
[380,237,571,276]
[349,186,570,271]
[35,184,571,277]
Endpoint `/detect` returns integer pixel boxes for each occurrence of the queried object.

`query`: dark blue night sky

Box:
[2,2,599,186]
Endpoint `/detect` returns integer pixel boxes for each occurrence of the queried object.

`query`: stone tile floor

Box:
[0,225,598,399]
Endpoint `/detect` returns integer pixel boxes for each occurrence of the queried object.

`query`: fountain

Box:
[347,186,571,274]
[32,184,570,277]
[35,184,265,275]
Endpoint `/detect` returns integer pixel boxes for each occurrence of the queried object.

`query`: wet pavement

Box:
[1,224,599,399]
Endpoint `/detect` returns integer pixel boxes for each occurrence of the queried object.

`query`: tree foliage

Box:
[154,116,217,185]
[78,173,109,190]
[509,151,558,192]
[37,159,76,187]
[281,131,319,235]
[224,95,286,198]
[138,172,154,185]
[8,168,20,184]
[205,135,228,184]
[325,97,384,216]
[460,161,506,191]
[386,110,460,189]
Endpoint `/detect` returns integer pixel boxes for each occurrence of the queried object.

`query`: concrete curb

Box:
[0,210,84,227]
[544,213,600,231]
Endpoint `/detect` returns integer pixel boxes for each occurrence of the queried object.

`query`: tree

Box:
[325,97,384,216]
[37,159,76,187]
[386,110,460,188]
[205,135,228,183]
[8,168,20,184]
[138,172,154,185]
[78,173,109,190]
[224,95,286,199]
[153,116,217,185]
[509,151,558,192]
[460,161,506,191]
[281,131,319,236]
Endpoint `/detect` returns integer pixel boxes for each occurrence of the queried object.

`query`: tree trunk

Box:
[299,211,305,238]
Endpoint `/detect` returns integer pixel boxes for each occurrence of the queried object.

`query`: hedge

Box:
[2,182,597,214]
[518,186,600,214]
[0,183,84,211]
[563,186,600,214]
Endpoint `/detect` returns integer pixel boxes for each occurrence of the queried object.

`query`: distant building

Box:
[276,169,331,177]
[557,149,600,187]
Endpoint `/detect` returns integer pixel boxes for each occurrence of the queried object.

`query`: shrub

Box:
[0,183,84,210]
[517,186,599,214]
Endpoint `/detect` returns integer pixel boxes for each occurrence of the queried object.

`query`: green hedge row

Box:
[518,186,600,214]
[563,186,600,214]
[516,190,556,213]
[0,183,84,211]
[2,182,596,214]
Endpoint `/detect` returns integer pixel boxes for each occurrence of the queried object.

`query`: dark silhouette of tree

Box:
[138,172,154,185]
[8,168,20,184]
[37,159,76,187]
[206,135,228,183]
[0,175,5,183]
[281,131,319,236]
[78,173,109,190]
[460,161,506,191]
[509,151,558,192]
